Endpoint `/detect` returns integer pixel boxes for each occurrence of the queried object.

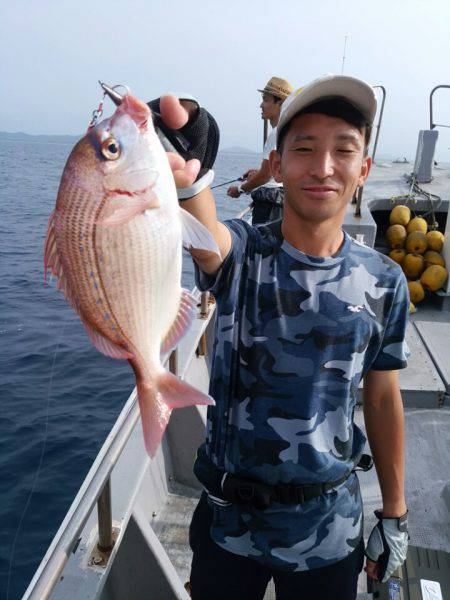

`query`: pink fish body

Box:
[45,94,216,456]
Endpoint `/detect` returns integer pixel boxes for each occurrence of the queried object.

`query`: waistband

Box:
[195,450,373,511]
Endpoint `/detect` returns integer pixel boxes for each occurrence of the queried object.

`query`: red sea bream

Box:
[44,94,216,456]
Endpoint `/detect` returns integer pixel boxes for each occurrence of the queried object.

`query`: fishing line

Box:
[6,318,69,600]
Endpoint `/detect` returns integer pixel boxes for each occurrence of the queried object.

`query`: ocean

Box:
[0,138,257,600]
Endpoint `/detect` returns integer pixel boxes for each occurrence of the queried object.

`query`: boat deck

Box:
[355,297,449,408]
[364,161,450,202]
[415,321,450,394]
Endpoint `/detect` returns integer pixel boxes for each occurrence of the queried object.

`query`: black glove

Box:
[147,95,220,200]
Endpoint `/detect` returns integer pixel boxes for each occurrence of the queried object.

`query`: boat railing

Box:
[352,85,387,218]
[371,85,386,164]
[237,205,252,221]
[22,387,141,599]
[429,84,450,130]
[22,288,212,600]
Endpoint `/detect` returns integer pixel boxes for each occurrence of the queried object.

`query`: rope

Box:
[388,173,442,230]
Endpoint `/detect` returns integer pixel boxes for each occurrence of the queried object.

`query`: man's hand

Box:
[365,510,409,583]
[155,94,231,275]
[242,169,257,179]
[227,186,241,198]
[159,95,201,188]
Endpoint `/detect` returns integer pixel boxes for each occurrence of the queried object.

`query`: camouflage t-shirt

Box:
[194,219,409,571]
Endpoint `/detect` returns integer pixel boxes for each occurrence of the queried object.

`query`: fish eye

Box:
[101,138,121,161]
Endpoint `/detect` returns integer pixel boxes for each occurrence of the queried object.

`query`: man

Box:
[227,76,293,225]
[162,75,409,600]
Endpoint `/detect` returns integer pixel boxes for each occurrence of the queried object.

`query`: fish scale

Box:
[95,206,182,364]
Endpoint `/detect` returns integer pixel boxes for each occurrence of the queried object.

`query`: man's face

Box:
[260,93,281,120]
[270,112,371,224]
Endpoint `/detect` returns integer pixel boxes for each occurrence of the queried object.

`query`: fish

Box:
[44,93,218,456]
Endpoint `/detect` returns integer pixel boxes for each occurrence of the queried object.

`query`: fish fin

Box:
[83,321,134,359]
[179,207,221,256]
[137,376,214,457]
[44,211,131,360]
[44,210,60,282]
[97,193,160,227]
[44,211,80,311]
[160,289,197,357]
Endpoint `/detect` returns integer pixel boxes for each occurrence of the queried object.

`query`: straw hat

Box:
[258,77,293,101]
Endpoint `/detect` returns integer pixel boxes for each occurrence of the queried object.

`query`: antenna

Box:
[341,36,348,75]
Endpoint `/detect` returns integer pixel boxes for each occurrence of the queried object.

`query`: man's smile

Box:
[301,185,338,198]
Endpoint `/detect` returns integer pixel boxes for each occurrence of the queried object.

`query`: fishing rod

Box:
[211,177,244,190]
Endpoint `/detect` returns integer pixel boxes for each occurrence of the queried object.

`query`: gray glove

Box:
[366,509,409,583]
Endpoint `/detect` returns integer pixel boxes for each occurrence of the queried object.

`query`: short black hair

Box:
[277,97,371,153]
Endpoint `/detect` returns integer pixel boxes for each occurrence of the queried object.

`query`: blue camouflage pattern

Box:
[194,218,409,571]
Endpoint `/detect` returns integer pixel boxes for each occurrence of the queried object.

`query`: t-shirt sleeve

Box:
[262,129,276,160]
[370,275,410,371]
[194,219,250,299]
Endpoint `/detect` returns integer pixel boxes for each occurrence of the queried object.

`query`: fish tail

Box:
[137,374,214,457]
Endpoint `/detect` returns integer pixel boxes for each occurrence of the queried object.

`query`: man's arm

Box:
[160,95,231,276]
[228,159,271,198]
[363,369,406,517]
[363,368,407,581]
[180,189,232,275]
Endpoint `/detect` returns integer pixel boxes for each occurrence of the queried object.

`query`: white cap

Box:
[277,75,377,143]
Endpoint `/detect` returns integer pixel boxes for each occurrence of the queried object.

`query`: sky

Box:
[1,0,450,161]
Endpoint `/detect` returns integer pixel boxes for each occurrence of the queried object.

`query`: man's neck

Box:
[281,212,345,257]
[269,113,280,128]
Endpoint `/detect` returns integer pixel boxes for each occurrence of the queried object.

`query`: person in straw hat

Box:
[227,76,293,225]
[157,74,409,599]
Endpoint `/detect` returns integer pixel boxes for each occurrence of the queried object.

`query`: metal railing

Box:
[22,390,141,599]
[353,84,386,217]
[371,85,386,164]
[429,85,450,130]
[22,290,211,599]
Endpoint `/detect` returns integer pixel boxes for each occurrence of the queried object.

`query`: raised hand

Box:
[156,95,219,198]
[159,95,201,189]
[227,186,241,198]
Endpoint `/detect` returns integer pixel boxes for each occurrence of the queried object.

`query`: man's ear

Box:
[358,155,372,187]
[269,149,283,183]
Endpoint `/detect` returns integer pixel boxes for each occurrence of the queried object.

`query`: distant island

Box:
[0,131,81,143]
[0,132,259,155]
[220,145,258,154]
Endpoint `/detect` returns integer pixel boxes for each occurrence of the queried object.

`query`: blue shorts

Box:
[189,492,365,600]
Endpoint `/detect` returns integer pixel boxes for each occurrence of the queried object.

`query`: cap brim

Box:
[258,88,289,99]
[277,75,377,142]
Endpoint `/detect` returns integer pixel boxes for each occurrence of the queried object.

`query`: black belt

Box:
[216,454,373,511]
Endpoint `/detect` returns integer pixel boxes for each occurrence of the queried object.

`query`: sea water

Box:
[0,138,257,599]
